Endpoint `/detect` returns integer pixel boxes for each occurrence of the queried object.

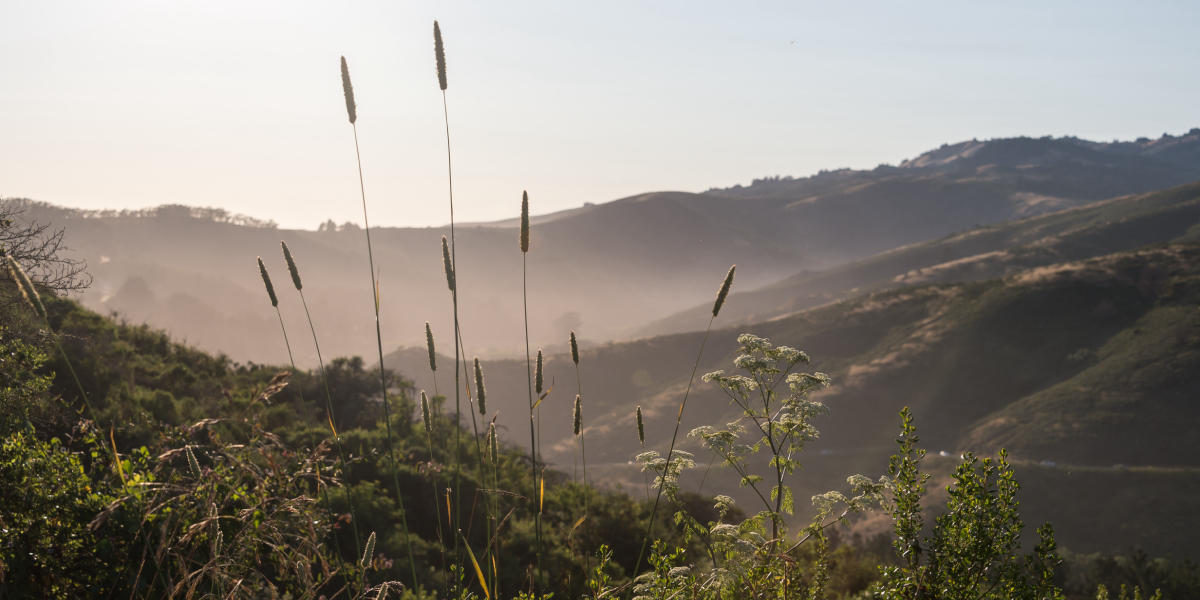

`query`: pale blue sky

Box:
[2,1,1197,229]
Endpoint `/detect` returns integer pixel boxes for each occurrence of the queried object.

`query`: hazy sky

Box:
[3,1,1198,229]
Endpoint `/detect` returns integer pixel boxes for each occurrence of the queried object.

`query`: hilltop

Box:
[645,180,1200,334]
[8,129,1200,363]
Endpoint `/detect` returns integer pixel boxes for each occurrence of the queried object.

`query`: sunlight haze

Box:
[3,0,1198,229]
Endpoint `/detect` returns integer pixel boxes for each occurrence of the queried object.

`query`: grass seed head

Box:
[361,531,376,568]
[636,405,645,445]
[573,394,582,435]
[281,241,302,291]
[340,56,357,124]
[441,236,455,291]
[520,190,530,253]
[535,349,544,395]
[474,357,486,415]
[488,422,498,464]
[421,391,432,435]
[5,255,47,321]
[425,322,437,372]
[570,330,579,365]
[186,445,201,478]
[257,257,278,307]
[433,21,447,91]
[712,265,736,317]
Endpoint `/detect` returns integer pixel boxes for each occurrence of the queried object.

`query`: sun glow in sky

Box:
[3,1,1198,229]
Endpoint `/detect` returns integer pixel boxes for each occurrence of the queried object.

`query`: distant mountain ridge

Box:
[9,128,1200,362]
[643,180,1200,335]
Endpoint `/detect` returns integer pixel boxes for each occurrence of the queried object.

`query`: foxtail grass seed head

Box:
[421,391,432,435]
[340,56,357,124]
[281,241,302,291]
[5,255,47,321]
[488,422,498,464]
[712,265,736,317]
[425,322,437,372]
[573,394,582,435]
[433,21,447,91]
[361,531,376,568]
[441,236,455,291]
[186,445,201,478]
[257,257,278,307]
[535,349,544,395]
[474,357,486,415]
[636,405,645,445]
[570,330,579,365]
[520,190,530,253]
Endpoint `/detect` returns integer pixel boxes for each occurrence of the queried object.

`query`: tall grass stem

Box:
[634,264,734,578]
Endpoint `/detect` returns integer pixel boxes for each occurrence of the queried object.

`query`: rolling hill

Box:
[644,180,1200,335]
[8,129,1200,363]
[386,242,1200,558]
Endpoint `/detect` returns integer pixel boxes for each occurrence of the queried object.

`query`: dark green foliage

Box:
[0,431,116,598]
[4,292,1192,598]
[0,328,52,432]
[0,298,685,597]
[872,408,1063,600]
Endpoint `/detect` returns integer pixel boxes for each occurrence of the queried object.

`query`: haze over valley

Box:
[14,129,1200,365]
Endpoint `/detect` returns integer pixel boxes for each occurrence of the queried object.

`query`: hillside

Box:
[387,243,1200,558]
[644,180,1200,335]
[9,129,1200,363]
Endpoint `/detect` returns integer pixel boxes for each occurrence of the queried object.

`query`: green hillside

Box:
[388,243,1200,559]
[6,241,1198,597]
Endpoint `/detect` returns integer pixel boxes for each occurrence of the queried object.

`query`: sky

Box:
[2,1,1198,230]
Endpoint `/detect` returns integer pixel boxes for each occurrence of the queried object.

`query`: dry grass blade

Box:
[461,534,490,600]
[110,428,126,484]
[5,254,47,320]
[186,445,201,478]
